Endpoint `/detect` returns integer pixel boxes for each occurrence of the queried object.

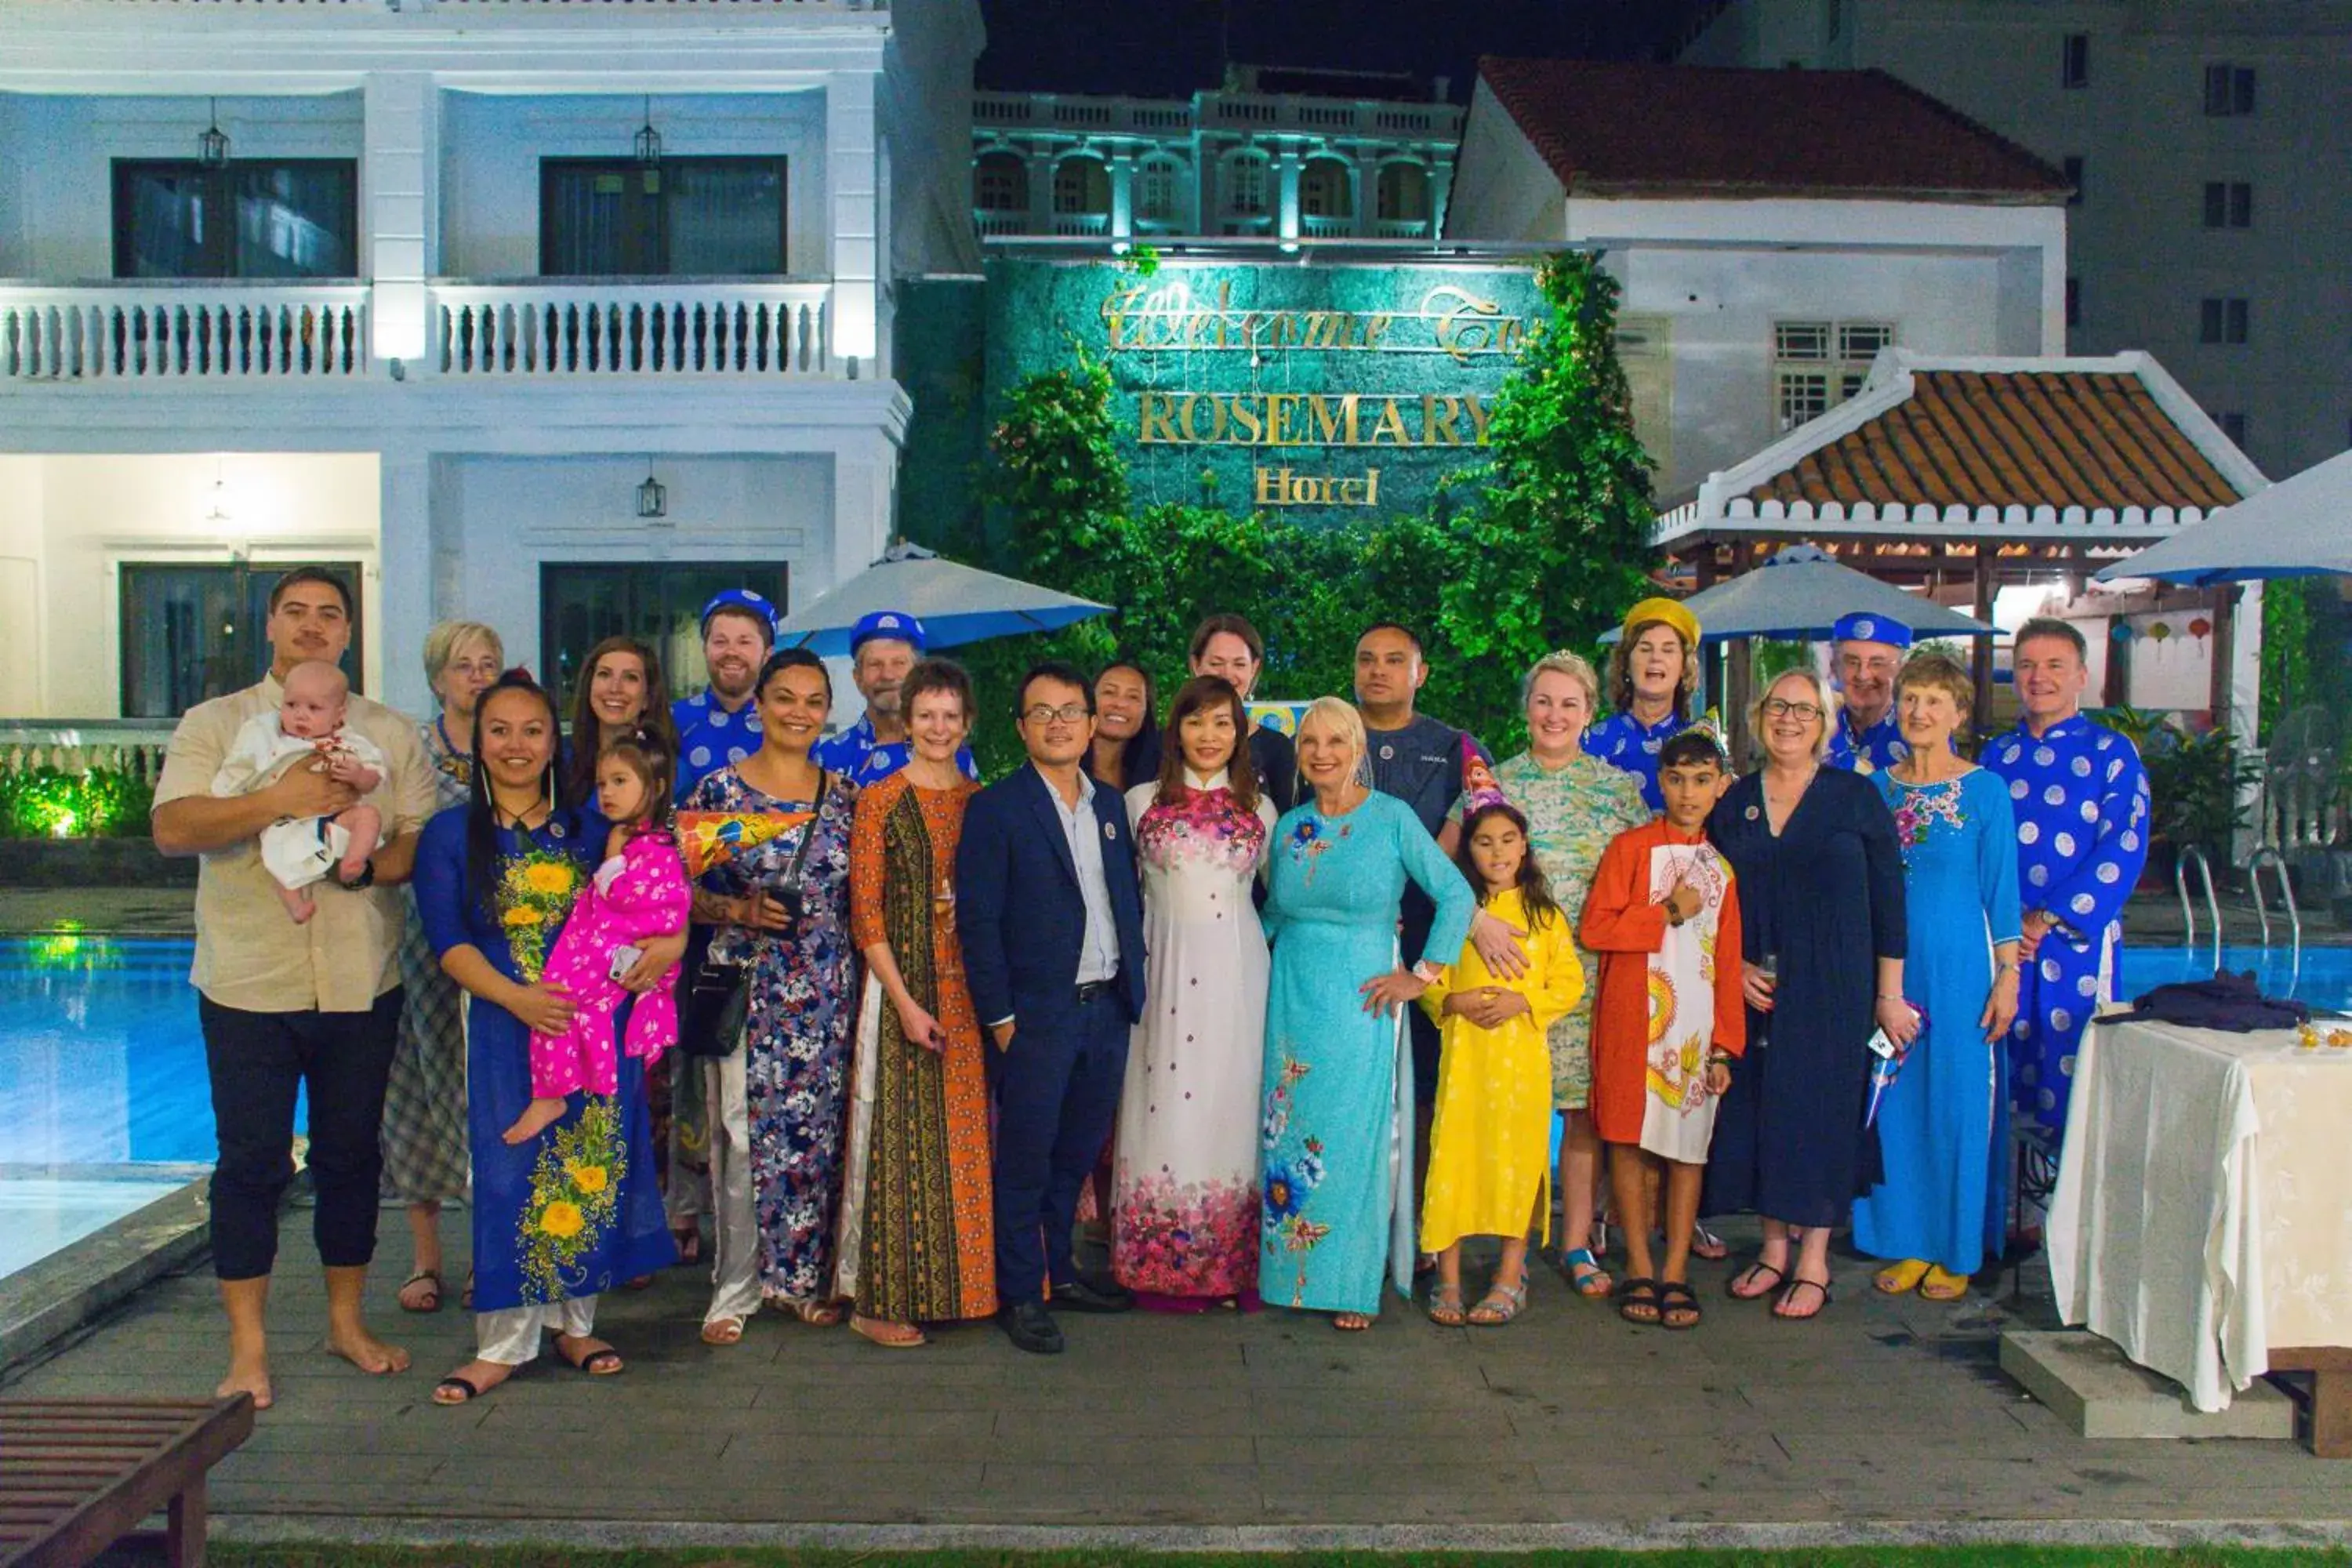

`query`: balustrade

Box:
[0,285,368,383]
[431,280,833,377]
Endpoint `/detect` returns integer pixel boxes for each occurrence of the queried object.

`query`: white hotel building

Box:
[0,0,982,723]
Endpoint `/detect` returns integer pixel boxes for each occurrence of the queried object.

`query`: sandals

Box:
[851,1314,927,1348]
[1615,1276,1661,1325]
[397,1270,442,1314]
[1726,1258,1788,1300]
[1468,1276,1528,1327]
[1657,1280,1701,1330]
[1562,1246,1613,1299]
[1332,1312,1377,1332]
[430,1375,481,1406]
[1426,1283,1468,1327]
[1919,1265,1969,1302]
[1690,1222,1730,1261]
[699,1316,746,1347]
[554,1333,625,1375]
[784,1298,845,1327]
[1773,1276,1834,1321]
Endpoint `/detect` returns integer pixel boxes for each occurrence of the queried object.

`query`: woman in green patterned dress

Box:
[387,620,502,1315]
[1454,652,1647,1298]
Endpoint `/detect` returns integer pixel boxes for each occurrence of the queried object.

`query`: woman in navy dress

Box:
[415,671,677,1403]
[1704,668,1911,1320]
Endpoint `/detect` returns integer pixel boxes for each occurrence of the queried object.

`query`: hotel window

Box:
[1223,154,1269,217]
[1376,162,1432,224]
[540,158,786,277]
[2060,33,2089,89]
[541,561,788,713]
[1773,319,1894,432]
[2199,297,2249,345]
[2063,156,2084,206]
[1051,158,1110,216]
[2202,181,2252,229]
[119,561,365,719]
[2066,277,2082,328]
[1299,158,1353,220]
[2217,412,2249,448]
[1134,158,1186,223]
[112,161,358,280]
[974,151,1028,212]
[2203,63,2257,116]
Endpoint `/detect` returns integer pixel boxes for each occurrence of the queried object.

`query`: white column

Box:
[1428,158,1454,239]
[1028,149,1055,232]
[1109,153,1134,241]
[832,432,896,583]
[826,71,881,372]
[1276,151,1301,242]
[377,449,436,717]
[364,71,438,371]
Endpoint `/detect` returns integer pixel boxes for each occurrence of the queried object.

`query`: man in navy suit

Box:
[958,661,1149,1355]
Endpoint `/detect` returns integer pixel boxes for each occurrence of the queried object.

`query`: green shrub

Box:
[0,765,156,840]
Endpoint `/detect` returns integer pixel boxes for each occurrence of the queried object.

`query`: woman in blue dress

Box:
[1261,697,1475,1330]
[415,672,677,1403]
[1704,668,1911,1320]
[1586,596,1703,813]
[1853,653,2020,1301]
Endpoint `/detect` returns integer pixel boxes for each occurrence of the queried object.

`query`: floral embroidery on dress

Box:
[1138,786,1268,877]
[1889,778,1969,868]
[1112,1173,1260,1298]
[495,848,582,982]
[1286,815,1352,887]
[517,1096,626,1303]
[1259,1052,1331,1304]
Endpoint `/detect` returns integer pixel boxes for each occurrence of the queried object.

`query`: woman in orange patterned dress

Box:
[834,658,997,1347]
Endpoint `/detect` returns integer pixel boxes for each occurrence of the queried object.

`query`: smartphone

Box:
[608,945,644,983]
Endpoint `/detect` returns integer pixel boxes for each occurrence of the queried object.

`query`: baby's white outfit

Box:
[210,713,390,891]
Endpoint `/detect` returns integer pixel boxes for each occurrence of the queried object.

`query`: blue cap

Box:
[699,589,779,641]
[850,610,927,655]
[1832,612,1911,649]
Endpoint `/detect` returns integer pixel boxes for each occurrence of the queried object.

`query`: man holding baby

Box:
[151,566,439,1411]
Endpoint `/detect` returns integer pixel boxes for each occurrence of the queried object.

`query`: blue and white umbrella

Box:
[1602,546,1993,643]
[775,542,1112,656]
[2093,450,2350,586]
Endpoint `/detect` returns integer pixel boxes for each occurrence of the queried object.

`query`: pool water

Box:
[2114,944,2352,1014]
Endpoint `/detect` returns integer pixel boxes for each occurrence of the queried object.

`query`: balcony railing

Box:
[0,282,369,383]
[431,279,833,378]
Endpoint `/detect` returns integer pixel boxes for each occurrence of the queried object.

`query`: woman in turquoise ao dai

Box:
[1853,654,2021,1301]
[1261,698,1475,1329]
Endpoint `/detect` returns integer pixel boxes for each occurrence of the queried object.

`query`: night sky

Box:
[974,0,1711,99]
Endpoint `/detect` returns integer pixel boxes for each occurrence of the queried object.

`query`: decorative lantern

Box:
[2148,621,2172,644]
[2189,616,2213,639]
[636,470,667,520]
[198,99,231,169]
[2110,621,2134,642]
[633,97,662,169]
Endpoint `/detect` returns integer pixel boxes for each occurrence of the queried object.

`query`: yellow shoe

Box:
[1919,1265,1970,1301]
[1873,1258,1931,1295]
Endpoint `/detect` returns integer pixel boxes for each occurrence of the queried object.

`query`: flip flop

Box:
[397,1270,442,1314]
[1773,1276,1833,1321]
[1726,1259,1788,1300]
[1690,1223,1730,1261]
[430,1375,482,1406]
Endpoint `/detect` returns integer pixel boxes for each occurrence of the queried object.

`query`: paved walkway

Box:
[5,1215,2345,1540]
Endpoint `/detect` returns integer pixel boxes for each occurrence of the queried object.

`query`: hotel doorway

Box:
[540,561,789,712]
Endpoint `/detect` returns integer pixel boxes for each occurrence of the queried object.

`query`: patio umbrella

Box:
[775,542,1112,655]
[1602,546,1994,642]
[2093,451,2350,585]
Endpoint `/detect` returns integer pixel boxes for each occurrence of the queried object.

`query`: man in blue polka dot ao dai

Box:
[1984,618,2151,1138]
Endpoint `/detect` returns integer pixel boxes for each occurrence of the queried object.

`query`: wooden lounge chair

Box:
[0,1395,256,1567]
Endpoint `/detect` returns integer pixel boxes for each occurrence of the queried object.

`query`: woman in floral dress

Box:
[414,672,675,1403]
[387,620,502,1316]
[1112,677,1278,1311]
[1455,651,1648,1298]
[683,649,859,1341]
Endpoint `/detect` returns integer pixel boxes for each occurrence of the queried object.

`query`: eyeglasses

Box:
[1762,699,1825,723]
[1022,703,1091,726]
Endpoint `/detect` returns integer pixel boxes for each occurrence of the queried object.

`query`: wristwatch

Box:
[1410,959,1446,985]
[336,858,376,892]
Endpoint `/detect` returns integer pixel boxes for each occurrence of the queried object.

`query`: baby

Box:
[211,659,387,924]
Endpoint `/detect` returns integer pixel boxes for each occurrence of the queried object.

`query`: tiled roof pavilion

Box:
[1655,352,2267,557]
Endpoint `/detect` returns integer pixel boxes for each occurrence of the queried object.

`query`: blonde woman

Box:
[1702,668,1910,1321]
[389,619,502,1316]
[1452,651,1647,1298]
[1259,697,1475,1330]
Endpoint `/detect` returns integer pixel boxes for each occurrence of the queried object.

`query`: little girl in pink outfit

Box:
[506,731,691,1145]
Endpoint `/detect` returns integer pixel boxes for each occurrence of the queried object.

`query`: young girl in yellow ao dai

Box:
[1419,800,1585,1326]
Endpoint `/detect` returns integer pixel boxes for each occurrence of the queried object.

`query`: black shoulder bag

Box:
[677,775,828,1058]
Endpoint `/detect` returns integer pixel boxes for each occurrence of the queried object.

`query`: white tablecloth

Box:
[2047,1016,2352,1411]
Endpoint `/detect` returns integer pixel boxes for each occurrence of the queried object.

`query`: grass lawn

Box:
[210,1549,2352,1568]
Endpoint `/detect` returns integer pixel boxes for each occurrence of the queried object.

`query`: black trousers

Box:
[199,988,403,1282]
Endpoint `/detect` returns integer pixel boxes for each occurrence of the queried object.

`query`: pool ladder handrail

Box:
[2176,844,2222,970]
[2246,845,2303,972]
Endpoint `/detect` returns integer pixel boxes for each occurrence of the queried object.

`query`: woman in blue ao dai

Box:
[1261,698,1475,1329]
[1853,654,2021,1301]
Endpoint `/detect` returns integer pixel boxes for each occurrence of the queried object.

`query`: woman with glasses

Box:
[1702,667,1910,1321]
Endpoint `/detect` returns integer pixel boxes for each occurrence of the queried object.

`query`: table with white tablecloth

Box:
[2045,1014,2352,1452]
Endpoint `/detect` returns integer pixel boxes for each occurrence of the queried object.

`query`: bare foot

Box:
[325,1325,412,1376]
[503,1096,567,1146]
[431,1358,516,1405]
[216,1363,274,1411]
